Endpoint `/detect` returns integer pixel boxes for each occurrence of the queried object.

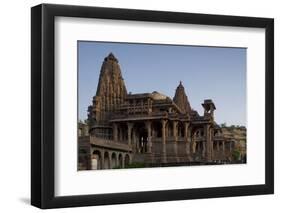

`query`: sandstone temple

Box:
[78,53,246,170]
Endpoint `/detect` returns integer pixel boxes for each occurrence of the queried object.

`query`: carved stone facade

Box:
[78,53,247,170]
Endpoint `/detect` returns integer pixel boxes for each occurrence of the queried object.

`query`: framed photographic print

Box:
[31,3,274,209]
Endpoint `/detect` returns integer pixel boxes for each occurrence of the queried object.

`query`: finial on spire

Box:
[178,81,184,88]
[104,52,118,62]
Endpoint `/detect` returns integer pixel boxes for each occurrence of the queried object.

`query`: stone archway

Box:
[111,152,117,168]
[92,150,101,170]
[166,121,173,137]
[118,153,123,168]
[125,154,130,167]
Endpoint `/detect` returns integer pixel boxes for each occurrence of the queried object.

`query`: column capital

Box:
[127,122,134,129]
[184,121,189,128]
[161,119,168,126]
[173,120,178,138]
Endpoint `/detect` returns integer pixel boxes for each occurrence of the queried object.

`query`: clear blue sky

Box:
[78,41,246,126]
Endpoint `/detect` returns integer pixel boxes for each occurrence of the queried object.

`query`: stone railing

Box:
[194,136,205,142]
[90,136,132,152]
[110,111,167,120]
[79,136,91,143]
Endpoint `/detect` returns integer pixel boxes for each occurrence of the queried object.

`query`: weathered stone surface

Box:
[88,53,127,124]
[79,53,247,170]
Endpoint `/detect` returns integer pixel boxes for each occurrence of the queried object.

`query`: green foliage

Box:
[220,123,227,127]
[232,150,241,161]
[125,162,146,168]
[220,123,246,129]
[112,165,123,169]
[112,162,147,169]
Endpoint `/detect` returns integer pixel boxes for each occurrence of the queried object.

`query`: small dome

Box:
[151,91,167,100]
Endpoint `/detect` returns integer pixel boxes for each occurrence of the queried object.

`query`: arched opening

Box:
[166,121,173,137]
[118,154,123,168]
[195,142,200,152]
[125,154,130,167]
[92,150,101,170]
[219,141,223,151]
[134,122,148,153]
[104,152,110,169]
[111,152,117,168]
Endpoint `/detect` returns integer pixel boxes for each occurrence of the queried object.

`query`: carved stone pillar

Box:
[184,122,190,156]
[229,141,233,153]
[210,128,214,159]
[205,124,212,162]
[173,121,178,161]
[101,150,104,170]
[109,153,112,169]
[127,122,133,146]
[122,155,125,168]
[146,121,152,153]
[161,119,167,163]
[119,128,122,142]
[202,141,206,158]
[132,129,136,153]
[113,123,118,142]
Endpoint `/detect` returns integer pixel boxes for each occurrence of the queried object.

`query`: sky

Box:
[78,41,246,126]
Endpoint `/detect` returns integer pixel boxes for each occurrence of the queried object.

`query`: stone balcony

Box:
[110,111,168,122]
[79,135,132,152]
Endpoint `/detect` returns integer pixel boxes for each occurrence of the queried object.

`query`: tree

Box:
[232,149,241,161]
[220,123,227,127]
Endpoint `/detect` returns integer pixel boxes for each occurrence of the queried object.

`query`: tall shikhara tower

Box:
[88,53,127,125]
[173,81,191,114]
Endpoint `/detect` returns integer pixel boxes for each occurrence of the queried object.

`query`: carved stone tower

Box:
[173,81,191,114]
[88,53,127,126]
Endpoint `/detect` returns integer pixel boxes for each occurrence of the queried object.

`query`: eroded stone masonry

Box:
[78,53,246,170]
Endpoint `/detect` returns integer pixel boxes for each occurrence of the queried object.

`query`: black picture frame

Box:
[31,3,274,209]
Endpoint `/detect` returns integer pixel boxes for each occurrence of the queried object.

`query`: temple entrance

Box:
[134,123,148,153]
[139,128,148,153]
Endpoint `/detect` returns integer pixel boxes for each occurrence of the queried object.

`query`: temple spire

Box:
[173,81,191,114]
[91,53,127,122]
[96,52,127,96]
